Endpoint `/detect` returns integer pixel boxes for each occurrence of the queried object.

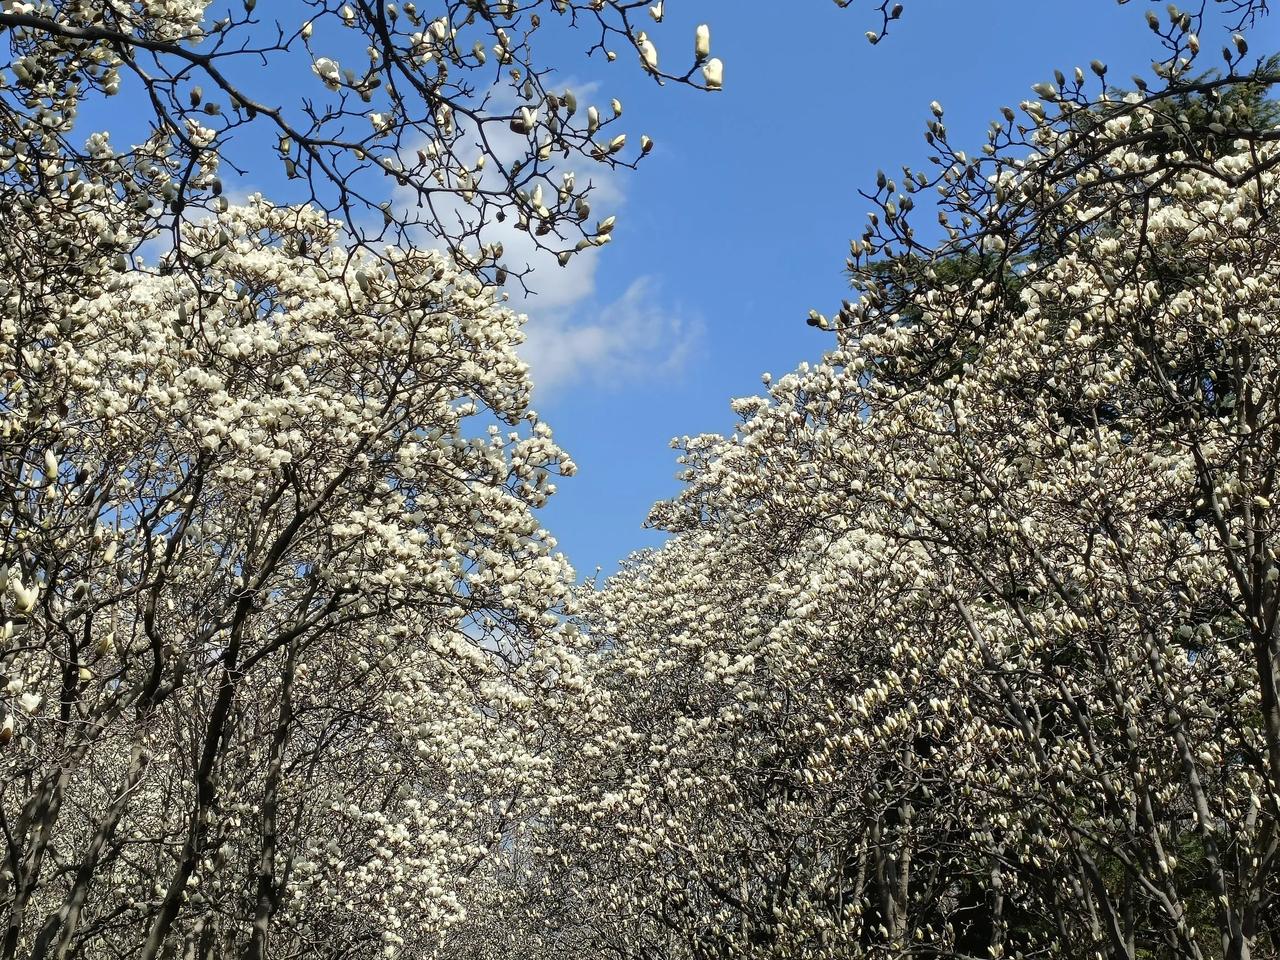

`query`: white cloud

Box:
[471,116,698,397]
[522,276,703,395]
[501,165,703,397]
[371,78,699,396]
[216,101,701,399]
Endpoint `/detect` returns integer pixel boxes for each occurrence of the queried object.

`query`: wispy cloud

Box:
[376,79,699,398]
[522,276,703,395]
[492,151,701,397]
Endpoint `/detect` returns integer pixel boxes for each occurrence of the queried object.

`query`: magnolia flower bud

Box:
[636,32,658,72]
[701,57,723,90]
[10,579,37,615]
[510,106,537,133]
[695,24,710,60]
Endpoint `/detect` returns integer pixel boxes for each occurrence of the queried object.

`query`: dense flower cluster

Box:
[542,121,1280,959]
[2,2,1280,959]
[0,0,724,286]
[0,193,588,958]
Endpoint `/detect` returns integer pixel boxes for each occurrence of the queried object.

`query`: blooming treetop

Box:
[529,83,1280,960]
[0,188,591,958]
[0,0,724,289]
[1,2,1279,959]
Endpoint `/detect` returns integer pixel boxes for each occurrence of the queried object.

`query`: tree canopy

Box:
[2,1,1280,959]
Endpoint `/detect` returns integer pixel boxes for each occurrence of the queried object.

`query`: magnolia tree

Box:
[830,0,1279,334]
[551,136,1280,960]
[4,1,1280,959]
[0,183,596,958]
[0,2,728,956]
[529,9,1280,960]
[838,0,1269,48]
[0,0,725,287]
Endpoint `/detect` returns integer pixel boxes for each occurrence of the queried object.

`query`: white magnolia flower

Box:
[312,57,341,88]
[637,32,658,72]
[702,57,724,89]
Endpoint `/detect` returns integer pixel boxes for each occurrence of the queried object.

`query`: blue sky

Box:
[86,1,1264,576]
[528,1,1218,576]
